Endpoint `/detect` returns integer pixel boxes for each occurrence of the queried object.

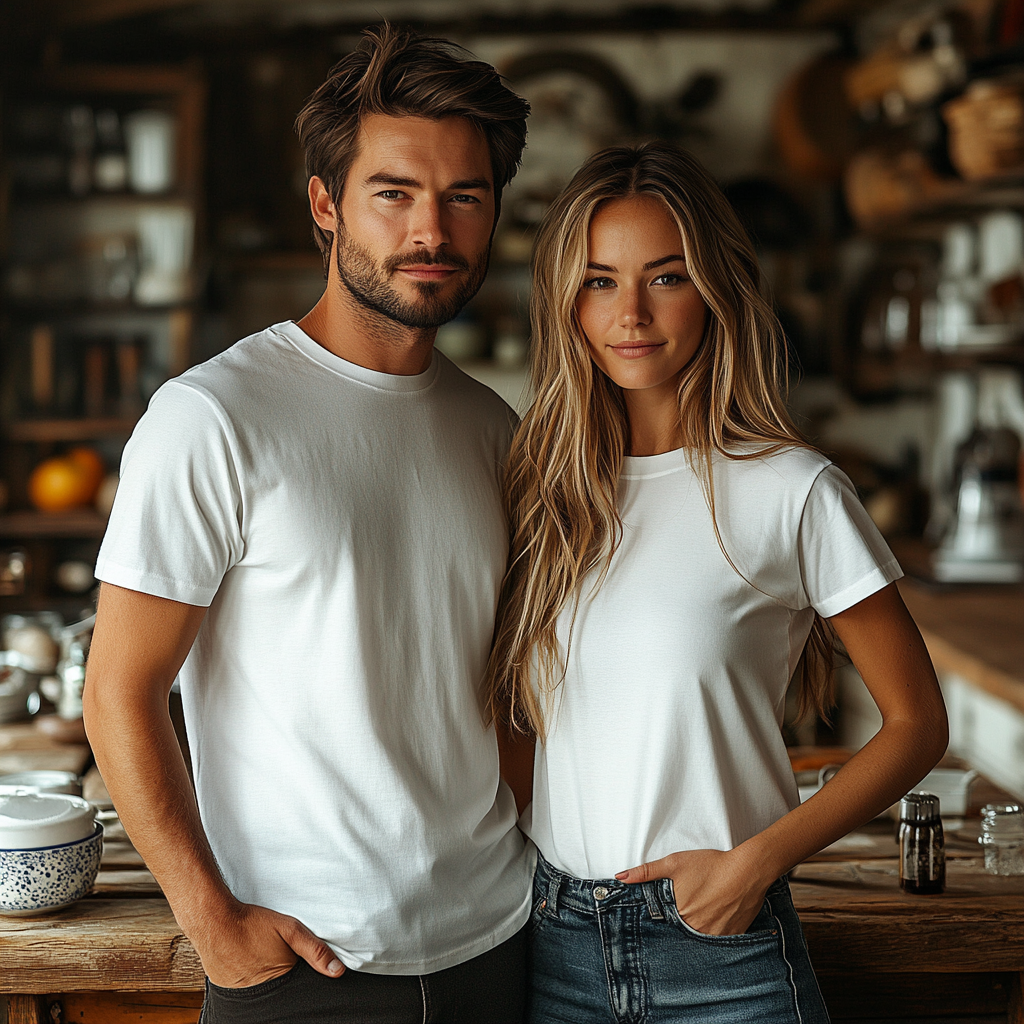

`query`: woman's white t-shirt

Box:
[522,445,902,881]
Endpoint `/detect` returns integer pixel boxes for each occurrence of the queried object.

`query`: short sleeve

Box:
[798,465,903,618]
[95,381,244,607]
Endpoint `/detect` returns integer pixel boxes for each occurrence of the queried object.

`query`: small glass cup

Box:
[979,803,1024,876]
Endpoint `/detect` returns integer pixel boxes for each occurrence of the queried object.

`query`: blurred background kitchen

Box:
[0,0,1022,790]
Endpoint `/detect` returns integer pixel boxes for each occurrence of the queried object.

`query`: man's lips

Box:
[395,265,461,281]
[610,341,666,359]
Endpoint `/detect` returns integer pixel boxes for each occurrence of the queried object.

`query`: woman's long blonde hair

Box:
[485,142,836,739]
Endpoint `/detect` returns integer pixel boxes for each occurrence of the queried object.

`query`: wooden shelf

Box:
[5,418,138,442]
[0,510,108,539]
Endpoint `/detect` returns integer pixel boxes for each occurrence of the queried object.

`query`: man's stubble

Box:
[334,224,490,331]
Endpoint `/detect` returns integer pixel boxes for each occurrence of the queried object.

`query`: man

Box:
[84,26,533,1024]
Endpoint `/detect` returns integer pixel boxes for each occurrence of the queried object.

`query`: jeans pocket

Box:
[528,892,550,937]
[207,958,303,1000]
[664,883,779,945]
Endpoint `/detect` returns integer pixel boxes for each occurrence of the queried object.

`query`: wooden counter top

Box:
[3,858,1023,995]
[897,576,1024,712]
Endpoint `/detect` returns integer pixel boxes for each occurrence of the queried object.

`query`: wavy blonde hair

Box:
[485,142,836,739]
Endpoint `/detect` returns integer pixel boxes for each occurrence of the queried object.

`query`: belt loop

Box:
[545,867,563,918]
[642,882,664,921]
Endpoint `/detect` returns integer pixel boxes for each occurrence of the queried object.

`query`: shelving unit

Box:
[0,62,206,608]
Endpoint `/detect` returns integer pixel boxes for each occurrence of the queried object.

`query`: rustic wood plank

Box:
[6,995,50,1024]
[1009,972,1024,1024]
[795,860,1024,973]
[0,900,203,993]
[817,971,1011,1018]
[61,991,204,1022]
[91,869,159,894]
[100,842,146,869]
[0,748,91,775]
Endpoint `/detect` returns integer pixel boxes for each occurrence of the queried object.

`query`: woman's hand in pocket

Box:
[616,847,770,937]
[189,900,345,989]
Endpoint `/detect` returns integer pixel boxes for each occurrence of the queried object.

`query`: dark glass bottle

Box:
[899,792,945,894]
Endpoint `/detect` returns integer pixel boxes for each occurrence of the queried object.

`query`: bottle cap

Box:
[901,791,941,822]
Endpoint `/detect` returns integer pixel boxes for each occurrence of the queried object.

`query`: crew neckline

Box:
[272,320,441,393]
[621,447,690,480]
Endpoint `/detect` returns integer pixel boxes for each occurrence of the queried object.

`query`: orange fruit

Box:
[66,446,105,501]
[28,456,93,513]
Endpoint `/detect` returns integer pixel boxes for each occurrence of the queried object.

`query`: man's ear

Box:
[308,176,338,233]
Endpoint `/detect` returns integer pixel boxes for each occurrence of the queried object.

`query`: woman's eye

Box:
[583,277,614,290]
[653,273,687,286]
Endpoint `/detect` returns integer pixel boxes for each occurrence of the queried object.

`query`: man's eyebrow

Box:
[362,173,492,192]
[448,178,492,192]
[585,255,686,273]
[364,173,422,189]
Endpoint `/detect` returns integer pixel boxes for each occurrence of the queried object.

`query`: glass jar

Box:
[979,803,1024,876]
[899,792,945,894]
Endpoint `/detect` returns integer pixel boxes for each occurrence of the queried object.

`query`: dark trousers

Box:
[200,926,527,1024]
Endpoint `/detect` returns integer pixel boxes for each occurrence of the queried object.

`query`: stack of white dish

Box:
[0,791,102,916]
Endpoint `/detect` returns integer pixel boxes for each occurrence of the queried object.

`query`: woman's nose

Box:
[618,289,651,328]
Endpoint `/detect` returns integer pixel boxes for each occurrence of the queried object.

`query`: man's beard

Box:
[334,227,489,330]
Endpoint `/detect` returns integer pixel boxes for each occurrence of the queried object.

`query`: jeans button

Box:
[594,886,609,900]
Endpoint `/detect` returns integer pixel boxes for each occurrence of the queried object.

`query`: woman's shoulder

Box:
[714,442,832,492]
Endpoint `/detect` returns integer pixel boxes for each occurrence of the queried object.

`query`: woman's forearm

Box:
[739,710,948,886]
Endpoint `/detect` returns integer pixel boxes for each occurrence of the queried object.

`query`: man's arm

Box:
[83,582,345,986]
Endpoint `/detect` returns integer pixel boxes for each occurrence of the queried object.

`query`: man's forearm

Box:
[85,681,235,930]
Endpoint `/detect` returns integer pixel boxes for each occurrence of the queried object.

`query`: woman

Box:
[487,142,948,1024]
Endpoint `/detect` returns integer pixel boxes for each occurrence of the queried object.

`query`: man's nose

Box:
[409,198,448,249]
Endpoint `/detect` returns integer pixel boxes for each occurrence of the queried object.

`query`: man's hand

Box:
[190,899,345,988]
[615,847,770,937]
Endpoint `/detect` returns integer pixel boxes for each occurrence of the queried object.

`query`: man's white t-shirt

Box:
[522,445,902,881]
[96,320,534,975]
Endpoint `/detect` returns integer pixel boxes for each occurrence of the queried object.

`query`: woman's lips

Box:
[610,341,665,359]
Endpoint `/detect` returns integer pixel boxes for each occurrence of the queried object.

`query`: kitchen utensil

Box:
[899,792,945,894]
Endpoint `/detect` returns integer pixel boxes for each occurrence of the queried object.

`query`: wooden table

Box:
[4,839,1024,1022]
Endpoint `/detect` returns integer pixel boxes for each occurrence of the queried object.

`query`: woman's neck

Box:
[624,384,684,456]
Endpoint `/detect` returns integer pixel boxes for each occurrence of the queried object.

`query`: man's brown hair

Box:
[295,24,529,267]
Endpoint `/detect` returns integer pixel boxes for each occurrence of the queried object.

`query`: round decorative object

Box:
[0,824,103,916]
[0,792,97,849]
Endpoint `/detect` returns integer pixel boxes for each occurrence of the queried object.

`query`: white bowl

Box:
[912,768,980,817]
[0,825,103,916]
[0,771,81,796]
[0,792,97,849]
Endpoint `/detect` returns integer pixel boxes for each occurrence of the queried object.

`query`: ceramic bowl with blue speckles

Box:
[0,824,103,916]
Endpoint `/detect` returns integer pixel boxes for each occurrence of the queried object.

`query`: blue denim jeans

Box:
[528,853,830,1024]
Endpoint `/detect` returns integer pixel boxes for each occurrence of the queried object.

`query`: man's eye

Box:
[450,194,480,204]
[377,190,405,200]
[583,277,614,290]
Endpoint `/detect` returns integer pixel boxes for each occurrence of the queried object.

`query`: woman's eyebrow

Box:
[643,254,686,271]
[585,255,686,273]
